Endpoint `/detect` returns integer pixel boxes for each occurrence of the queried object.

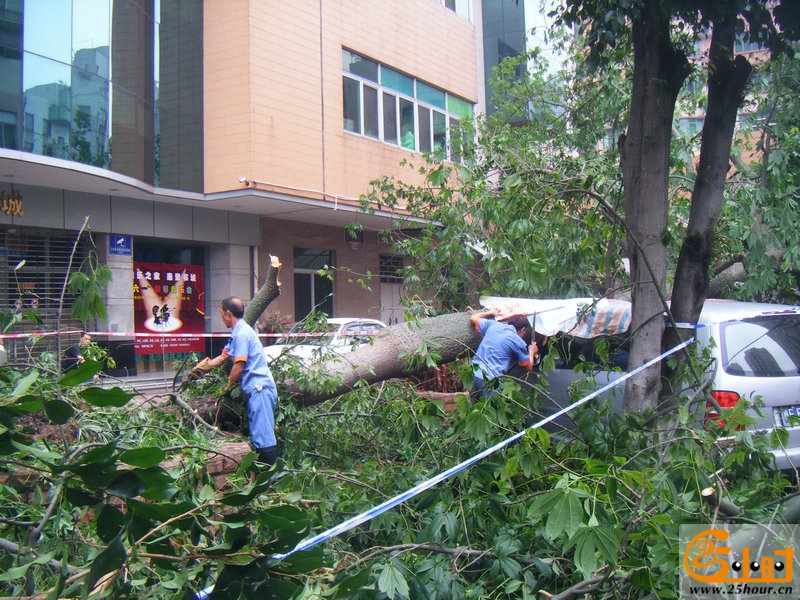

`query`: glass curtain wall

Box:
[0,0,202,191]
[482,0,526,116]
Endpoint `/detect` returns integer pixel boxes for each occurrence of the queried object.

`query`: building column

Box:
[208,244,255,331]
[100,233,137,375]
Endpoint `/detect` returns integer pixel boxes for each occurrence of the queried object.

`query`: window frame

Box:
[293,248,334,320]
[342,49,472,159]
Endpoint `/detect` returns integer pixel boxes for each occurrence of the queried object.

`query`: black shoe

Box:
[256,445,279,467]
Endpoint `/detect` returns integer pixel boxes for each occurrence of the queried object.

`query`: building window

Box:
[380,254,404,283]
[363,85,379,138]
[602,126,624,151]
[677,117,704,137]
[382,92,398,144]
[0,111,16,150]
[440,0,472,21]
[23,112,33,151]
[343,77,361,133]
[294,248,334,320]
[734,34,762,54]
[342,49,473,159]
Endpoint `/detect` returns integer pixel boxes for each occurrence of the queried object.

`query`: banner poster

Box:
[133,262,205,356]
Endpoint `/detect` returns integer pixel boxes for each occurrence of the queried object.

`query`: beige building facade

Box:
[203,1,478,325]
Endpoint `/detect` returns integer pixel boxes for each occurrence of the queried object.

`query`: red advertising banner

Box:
[133,262,205,355]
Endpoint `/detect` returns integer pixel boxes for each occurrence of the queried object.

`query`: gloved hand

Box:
[187,357,213,381]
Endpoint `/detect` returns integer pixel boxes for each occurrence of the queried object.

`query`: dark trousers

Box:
[256,445,279,466]
[470,377,498,401]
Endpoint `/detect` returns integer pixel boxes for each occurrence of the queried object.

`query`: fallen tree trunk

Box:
[707,248,786,299]
[226,258,481,407]
[707,261,746,298]
[282,312,482,406]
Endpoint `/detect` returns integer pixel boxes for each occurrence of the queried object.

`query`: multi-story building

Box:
[0,0,484,373]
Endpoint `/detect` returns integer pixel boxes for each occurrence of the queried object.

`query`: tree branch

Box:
[0,536,78,574]
[244,255,282,327]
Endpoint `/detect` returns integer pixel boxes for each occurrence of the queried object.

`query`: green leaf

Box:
[44,399,75,425]
[91,295,108,321]
[126,499,197,523]
[84,536,126,599]
[64,486,102,507]
[334,566,372,593]
[67,272,90,291]
[132,465,173,487]
[0,562,31,582]
[69,464,116,488]
[119,447,166,469]
[256,504,310,532]
[96,264,113,285]
[12,370,39,396]
[771,426,790,449]
[255,505,313,554]
[6,394,44,414]
[569,525,620,578]
[221,471,274,506]
[96,504,125,543]
[107,470,146,499]
[545,490,585,540]
[525,426,551,450]
[78,441,119,466]
[605,473,618,501]
[59,361,103,387]
[78,386,136,408]
[496,555,522,579]
[159,570,187,590]
[11,438,61,462]
[377,562,410,600]
[277,547,324,574]
[529,489,562,519]
[202,526,253,556]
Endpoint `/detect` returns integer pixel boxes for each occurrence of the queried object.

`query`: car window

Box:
[309,323,339,346]
[340,321,384,346]
[720,315,800,377]
[340,323,366,346]
[272,321,337,347]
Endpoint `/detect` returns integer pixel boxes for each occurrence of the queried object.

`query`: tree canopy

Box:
[363,0,800,413]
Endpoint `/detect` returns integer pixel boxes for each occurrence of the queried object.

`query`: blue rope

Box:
[196,338,694,598]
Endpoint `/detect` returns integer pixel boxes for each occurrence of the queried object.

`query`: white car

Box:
[263,317,388,365]
[484,297,800,471]
[694,300,800,471]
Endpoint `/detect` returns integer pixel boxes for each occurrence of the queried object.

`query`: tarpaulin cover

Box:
[479,296,632,338]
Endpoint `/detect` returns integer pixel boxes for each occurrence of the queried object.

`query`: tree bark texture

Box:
[620,0,690,413]
[662,11,753,402]
[243,255,282,327]
[234,262,480,407]
[282,312,482,406]
[667,12,752,347]
[707,262,746,297]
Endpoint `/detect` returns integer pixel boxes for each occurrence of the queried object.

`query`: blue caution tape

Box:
[668,322,705,329]
[196,338,694,599]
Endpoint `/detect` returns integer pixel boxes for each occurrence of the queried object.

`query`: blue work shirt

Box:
[471,318,530,381]
[224,319,276,395]
[224,319,278,449]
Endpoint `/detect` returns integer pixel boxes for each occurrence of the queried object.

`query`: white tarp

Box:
[479,296,632,338]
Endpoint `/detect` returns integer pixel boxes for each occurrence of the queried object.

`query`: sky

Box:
[524,0,565,72]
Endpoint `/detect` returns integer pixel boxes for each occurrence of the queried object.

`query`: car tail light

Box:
[705,390,742,429]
